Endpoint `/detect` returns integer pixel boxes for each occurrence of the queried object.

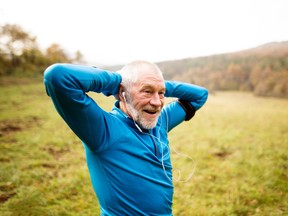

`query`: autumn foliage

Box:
[158,42,288,98]
[0,24,84,77]
[1,24,288,98]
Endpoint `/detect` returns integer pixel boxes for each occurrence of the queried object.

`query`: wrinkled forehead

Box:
[134,70,165,91]
[137,71,164,81]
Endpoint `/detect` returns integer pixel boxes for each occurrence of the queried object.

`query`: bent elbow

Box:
[202,88,209,103]
[44,63,71,87]
[43,63,69,96]
[44,63,66,82]
[193,87,209,110]
[200,88,209,107]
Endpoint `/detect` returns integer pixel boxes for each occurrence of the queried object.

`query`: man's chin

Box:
[138,119,158,130]
[142,125,156,130]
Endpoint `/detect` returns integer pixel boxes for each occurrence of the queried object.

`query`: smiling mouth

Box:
[145,110,157,114]
[143,109,159,115]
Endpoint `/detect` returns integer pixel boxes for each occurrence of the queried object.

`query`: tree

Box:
[45,43,71,65]
[0,23,85,77]
[0,24,38,66]
[73,50,85,64]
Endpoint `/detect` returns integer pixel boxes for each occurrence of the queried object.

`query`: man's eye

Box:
[159,92,165,98]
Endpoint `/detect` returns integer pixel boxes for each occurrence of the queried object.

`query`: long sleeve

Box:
[163,80,208,131]
[164,80,208,110]
[43,63,122,151]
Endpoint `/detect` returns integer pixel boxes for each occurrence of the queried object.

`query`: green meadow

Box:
[0,80,287,216]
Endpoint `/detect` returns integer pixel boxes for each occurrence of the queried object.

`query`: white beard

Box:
[126,102,159,129]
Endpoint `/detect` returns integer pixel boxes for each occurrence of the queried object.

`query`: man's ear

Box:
[118,85,125,101]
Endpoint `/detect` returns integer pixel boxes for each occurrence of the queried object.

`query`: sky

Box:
[1,0,288,66]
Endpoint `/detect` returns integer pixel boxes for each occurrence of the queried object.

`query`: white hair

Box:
[117,60,163,91]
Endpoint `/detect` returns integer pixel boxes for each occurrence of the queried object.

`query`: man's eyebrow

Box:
[141,84,166,91]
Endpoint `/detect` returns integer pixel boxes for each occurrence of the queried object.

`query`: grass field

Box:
[0,80,287,216]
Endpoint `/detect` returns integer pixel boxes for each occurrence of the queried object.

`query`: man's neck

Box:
[119,101,131,118]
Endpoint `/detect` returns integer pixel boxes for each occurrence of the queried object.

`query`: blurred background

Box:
[1,0,288,97]
[0,0,287,215]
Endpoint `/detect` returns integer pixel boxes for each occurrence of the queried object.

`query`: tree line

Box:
[157,42,288,98]
[0,24,84,77]
[1,24,288,98]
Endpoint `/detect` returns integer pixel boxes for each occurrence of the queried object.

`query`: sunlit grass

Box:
[0,82,287,215]
[170,91,288,215]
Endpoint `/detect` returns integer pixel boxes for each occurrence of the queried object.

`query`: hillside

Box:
[1,24,287,98]
[155,41,288,98]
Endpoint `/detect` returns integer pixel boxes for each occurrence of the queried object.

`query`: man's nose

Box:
[150,93,162,107]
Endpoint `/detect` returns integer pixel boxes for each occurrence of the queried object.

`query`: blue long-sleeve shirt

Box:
[44,63,208,215]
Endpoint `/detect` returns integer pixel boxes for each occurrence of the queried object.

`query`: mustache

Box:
[143,105,161,112]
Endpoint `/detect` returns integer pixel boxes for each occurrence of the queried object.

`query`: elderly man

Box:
[44,61,208,215]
